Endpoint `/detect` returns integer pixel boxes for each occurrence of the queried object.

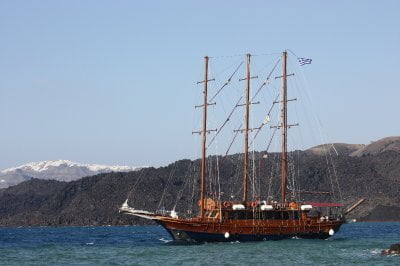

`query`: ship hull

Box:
[119,204,345,243]
[155,218,344,243]
[164,228,334,242]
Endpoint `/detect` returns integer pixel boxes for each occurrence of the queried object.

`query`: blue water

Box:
[0,223,399,265]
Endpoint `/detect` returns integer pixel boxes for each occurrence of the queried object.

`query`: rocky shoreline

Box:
[382,243,400,255]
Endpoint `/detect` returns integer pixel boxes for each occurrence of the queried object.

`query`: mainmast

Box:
[200,56,209,219]
[243,53,251,202]
[281,51,288,204]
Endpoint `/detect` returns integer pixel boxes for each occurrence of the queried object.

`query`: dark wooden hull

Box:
[155,217,344,243]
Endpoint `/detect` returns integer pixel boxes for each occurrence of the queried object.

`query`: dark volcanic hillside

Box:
[0,148,399,226]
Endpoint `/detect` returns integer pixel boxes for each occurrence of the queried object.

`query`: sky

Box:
[0,0,399,170]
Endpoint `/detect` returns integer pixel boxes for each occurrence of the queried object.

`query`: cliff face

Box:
[0,149,399,226]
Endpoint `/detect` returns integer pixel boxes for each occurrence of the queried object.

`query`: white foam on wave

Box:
[370,248,381,255]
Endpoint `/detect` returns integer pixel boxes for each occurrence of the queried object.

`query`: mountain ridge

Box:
[305,136,400,157]
[350,136,400,157]
[0,149,399,226]
[2,136,399,189]
[0,136,399,226]
[0,160,142,189]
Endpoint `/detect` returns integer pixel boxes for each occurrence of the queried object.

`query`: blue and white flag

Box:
[297,58,312,66]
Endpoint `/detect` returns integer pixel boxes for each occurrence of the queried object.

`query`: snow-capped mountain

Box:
[0,160,142,189]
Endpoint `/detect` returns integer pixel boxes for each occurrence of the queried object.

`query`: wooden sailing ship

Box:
[120,51,346,242]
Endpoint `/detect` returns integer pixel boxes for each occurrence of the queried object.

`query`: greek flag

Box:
[298,58,312,66]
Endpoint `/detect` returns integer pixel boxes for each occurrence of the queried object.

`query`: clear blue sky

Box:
[0,0,399,169]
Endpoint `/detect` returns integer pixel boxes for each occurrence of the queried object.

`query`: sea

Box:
[0,222,398,265]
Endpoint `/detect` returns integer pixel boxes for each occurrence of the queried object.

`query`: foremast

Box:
[200,56,209,219]
[195,56,215,219]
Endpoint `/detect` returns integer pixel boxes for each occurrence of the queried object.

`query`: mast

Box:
[200,56,209,219]
[243,53,251,202]
[281,51,288,204]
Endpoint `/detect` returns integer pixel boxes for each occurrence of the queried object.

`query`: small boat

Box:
[120,51,346,242]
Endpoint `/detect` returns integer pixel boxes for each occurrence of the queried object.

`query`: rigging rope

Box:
[188,163,198,215]
[173,162,194,212]
[157,162,177,210]
[219,123,243,166]
[326,144,343,202]
[249,93,280,146]
[215,145,223,222]
[209,52,281,59]
[267,151,278,201]
[125,168,149,204]
[208,96,243,148]
[321,143,337,202]
[250,59,281,102]
[209,61,244,102]
[251,137,256,201]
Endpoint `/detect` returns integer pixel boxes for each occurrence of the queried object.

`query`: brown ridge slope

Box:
[306,143,365,156]
[350,136,400,157]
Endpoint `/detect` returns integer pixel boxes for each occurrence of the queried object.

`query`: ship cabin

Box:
[201,200,344,222]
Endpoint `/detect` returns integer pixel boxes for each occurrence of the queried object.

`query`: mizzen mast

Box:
[281,51,288,204]
[278,51,298,204]
[243,53,251,202]
[272,51,297,204]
